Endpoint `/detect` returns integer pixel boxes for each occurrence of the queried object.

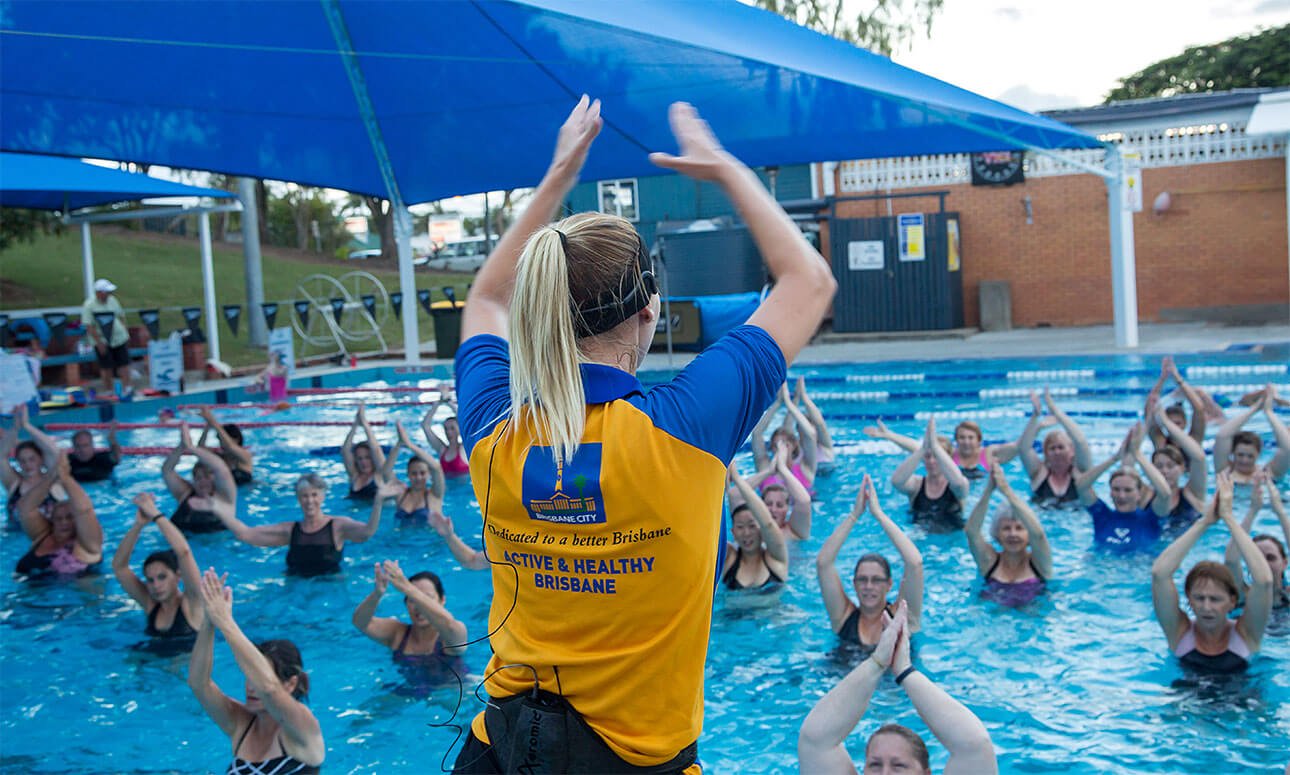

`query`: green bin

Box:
[430,300,464,358]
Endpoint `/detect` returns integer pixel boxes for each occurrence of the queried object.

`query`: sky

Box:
[889,0,1289,111]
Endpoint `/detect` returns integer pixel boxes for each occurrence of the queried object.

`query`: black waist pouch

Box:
[483,690,697,774]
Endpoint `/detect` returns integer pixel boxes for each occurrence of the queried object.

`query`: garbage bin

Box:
[430,300,464,358]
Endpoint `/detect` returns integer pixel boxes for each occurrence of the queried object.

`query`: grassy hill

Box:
[0,226,470,367]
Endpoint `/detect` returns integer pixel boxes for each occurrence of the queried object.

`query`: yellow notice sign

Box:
[947,219,961,272]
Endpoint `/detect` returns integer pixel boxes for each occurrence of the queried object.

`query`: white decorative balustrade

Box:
[838,120,1286,192]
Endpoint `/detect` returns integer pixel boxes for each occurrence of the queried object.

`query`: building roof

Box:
[1041,88,1290,126]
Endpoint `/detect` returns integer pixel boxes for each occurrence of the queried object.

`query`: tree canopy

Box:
[1104,24,1289,103]
[754,0,943,56]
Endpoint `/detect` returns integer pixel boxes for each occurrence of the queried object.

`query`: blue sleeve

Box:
[641,325,786,463]
[453,334,512,457]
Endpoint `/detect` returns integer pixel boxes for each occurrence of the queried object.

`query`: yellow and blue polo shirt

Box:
[455,324,784,767]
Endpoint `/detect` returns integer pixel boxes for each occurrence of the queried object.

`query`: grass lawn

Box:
[0,227,472,368]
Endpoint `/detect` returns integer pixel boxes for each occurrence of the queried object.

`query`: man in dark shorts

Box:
[81,277,131,394]
[68,424,121,482]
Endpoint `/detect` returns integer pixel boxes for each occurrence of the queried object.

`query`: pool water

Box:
[2,349,1289,774]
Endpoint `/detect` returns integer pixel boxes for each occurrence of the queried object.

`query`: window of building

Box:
[597,179,639,222]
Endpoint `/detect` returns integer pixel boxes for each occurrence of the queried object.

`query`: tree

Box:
[265,185,348,254]
[755,0,943,56]
[1104,25,1289,103]
[0,208,62,252]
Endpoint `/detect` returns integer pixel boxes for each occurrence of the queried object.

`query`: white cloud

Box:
[993,84,1084,112]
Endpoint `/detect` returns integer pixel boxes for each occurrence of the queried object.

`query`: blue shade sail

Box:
[0,152,233,211]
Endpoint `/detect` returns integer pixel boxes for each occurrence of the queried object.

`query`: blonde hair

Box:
[508,212,643,463]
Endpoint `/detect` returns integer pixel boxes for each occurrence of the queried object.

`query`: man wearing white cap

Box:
[81,278,130,394]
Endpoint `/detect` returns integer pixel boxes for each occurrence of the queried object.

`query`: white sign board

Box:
[148,332,183,394]
[1122,150,1143,213]
[847,240,885,271]
[0,352,38,413]
[898,213,926,261]
[268,327,296,378]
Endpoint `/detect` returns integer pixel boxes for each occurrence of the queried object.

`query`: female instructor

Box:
[451,97,835,773]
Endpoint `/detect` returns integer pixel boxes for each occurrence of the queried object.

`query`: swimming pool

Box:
[2,347,1288,773]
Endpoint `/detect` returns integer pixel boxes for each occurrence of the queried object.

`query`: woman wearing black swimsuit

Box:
[197,406,254,485]
[965,464,1053,607]
[341,405,386,500]
[352,559,468,691]
[112,491,204,643]
[214,473,390,576]
[721,464,788,592]
[188,568,324,773]
[162,423,238,534]
[1145,398,1207,535]
[1016,389,1093,508]
[817,474,923,654]
[14,452,103,577]
[1226,472,1290,610]
[891,417,970,532]
[2,405,57,527]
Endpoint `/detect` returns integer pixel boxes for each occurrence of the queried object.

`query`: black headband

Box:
[556,229,657,338]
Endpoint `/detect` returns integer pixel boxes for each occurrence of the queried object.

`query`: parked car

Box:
[420,236,497,272]
[347,248,382,261]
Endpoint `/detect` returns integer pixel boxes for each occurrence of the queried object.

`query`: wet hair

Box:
[508,213,650,464]
[1152,446,1185,468]
[72,430,93,445]
[354,440,373,456]
[1232,431,1262,454]
[143,550,179,573]
[1184,561,1239,600]
[295,473,328,495]
[258,639,310,700]
[222,423,244,446]
[15,440,40,459]
[866,724,930,770]
[955,421,982,442]
[408,570,445,599]
[853,552,891,580]
[1108,468,1143,490]
[407,457,431,474]
[1253,533,1288,563]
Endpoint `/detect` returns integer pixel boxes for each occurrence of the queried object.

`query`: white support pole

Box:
[80,222,94,301]
[394,206,419,362]
[198,212,221,363]
[1104,148,1140,348]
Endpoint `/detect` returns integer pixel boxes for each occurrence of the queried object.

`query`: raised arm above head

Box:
[113,499,155,608]
[750,393,781,472]
[997,467,1052,579]
[383,560,468,655]
[650,102,836,364]
[1220,475,1274,651]
[1166,358,1208,444]
[1017,391,1046,478]
[868,476,923,632]
[20,412,60,465]
[1075,426,1136,507]
[730,463,788,568]
[1135,441,1174,517]
[964,468,998,574]
[864,418,919,453]
[1151,482,1220,649]
[1263,387,1290,478]
[462,95,603,341]
[161,427,193,501]
[816,481,864,631]
[1045,388,1091,470]
[1154,403,1208,500]
[0,424,18,491]
[198,407,251,469]
[890,444,925,497]
[357,405,385,474]
[926,418,970,499]
[1226,473,1265,585]
[1213,399,1261,472]
[420,405,448,455]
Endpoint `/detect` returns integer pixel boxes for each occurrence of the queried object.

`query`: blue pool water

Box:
[3,349,1289,773]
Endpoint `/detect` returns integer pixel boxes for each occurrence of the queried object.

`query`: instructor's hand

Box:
[650,102,737,182]
[548,95,602,183]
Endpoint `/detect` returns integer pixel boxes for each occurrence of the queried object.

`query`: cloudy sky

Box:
[890,0,1288,111]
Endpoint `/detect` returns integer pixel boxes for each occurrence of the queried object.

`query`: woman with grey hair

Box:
[213,472,394,576]
[965,464,1053,606]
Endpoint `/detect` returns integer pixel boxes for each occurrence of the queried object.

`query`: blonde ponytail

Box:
[509,228,586,463]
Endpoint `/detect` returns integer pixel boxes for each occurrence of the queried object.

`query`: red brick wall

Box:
[829,157,1287,327]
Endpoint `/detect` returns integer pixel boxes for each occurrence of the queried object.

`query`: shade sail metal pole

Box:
[238,178,268,347]
[198,212,221,363]
[323,0,419,362]
[80,222,94,301]
[1104,148,1139,348]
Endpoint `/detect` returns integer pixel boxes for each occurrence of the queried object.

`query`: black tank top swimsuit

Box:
[837,603,897,654]
[347,479,377,500]
[722,547,784,591]
[232,468,254,486]
[227,716,320,775]
[1154,493,1201,536]
[982,556,1046,605]
[171,494,226,534]
[911,479,964,531]
[285,520,342,576]
[7,483,54,528]
[1033,475,1079,508]
[146,602,197,639]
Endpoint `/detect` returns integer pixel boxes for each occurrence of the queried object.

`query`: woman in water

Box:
[818,474,923,654]
[798,600,998,775]
[739,438,813,541]
[792,376,835,473]
[380,420,445,523]
[750,383,817,492]
[197,406,254,485]
[162,423,238,534]
[1074,424,1171,554]
[1017,389,1093,508]
[352,560,468,692]
[15,452,102,576]
[890,417,970,532]
[865,417,1016,480]
[2,405,57,527]
[721,464,788,592]
[213,473,390,576]
[421,395,470,478]
[1213,385,1290,484]
[450,97,834,770]
[1151,471,1273,673]
[965,464,1053,606]
[188,568,324,773]
[112,491,204,643]
[1226,472,1290,610]
[1144,356,1207,454]
[341,405,386,499]
[1146,397,1208,535]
